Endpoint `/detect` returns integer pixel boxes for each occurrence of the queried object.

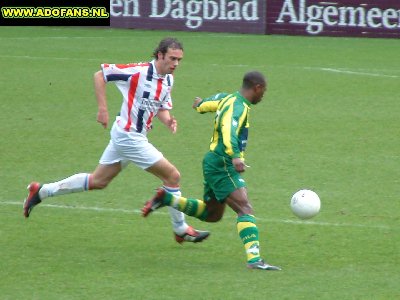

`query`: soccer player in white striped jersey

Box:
[23,37,209,244]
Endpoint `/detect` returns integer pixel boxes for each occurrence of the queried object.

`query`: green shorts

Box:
[202,151,247,203]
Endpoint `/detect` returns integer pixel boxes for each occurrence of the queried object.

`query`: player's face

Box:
[252,84,267,104]
[157,48,183,75]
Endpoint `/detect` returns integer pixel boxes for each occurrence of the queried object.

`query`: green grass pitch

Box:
[0,27,399,299]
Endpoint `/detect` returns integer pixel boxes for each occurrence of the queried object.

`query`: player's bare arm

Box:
[157,109,177,133]
[94,70,109,129]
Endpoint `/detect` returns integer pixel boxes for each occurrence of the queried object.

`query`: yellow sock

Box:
[237,214,261,263]
[168,194,208,220]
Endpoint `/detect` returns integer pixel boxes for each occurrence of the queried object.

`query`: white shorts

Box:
[99,122,163,170]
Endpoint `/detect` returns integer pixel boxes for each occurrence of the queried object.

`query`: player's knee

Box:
[206,215,223,222]
[206,211,223,222]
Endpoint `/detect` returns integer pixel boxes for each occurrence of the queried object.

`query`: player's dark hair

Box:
[153,37,183,59]
[242,71,266,89]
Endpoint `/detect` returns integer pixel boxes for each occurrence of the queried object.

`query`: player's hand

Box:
[192,97,202,110]
[169,116,177,133]
[97,109,109,129]
[232,158,246,173]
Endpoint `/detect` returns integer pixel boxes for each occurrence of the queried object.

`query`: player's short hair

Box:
[153,37,183,59]
[242,71,266,89]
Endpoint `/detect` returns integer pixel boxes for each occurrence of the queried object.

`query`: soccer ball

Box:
[290,189,321,219]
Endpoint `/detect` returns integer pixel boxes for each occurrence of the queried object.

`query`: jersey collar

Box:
[151,59,166,79]
[235,91,252,106]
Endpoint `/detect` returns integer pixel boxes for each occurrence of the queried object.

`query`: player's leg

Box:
[142,182,225,222]
[145,157,210,243]
[203,151,279,270]
[226,188,281,270]
[42,163,121,196]
[23,163,122,218]
[225,188,259,262]
[121,131,208,243]
[143,151,227,222]
[24,140,122,218]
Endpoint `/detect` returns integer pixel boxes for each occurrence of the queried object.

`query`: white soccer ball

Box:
[290,189,321,219]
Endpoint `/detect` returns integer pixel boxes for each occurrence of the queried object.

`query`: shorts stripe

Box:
[222,156,238,189]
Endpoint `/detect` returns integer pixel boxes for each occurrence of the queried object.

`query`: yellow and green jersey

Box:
[195,91,251,159]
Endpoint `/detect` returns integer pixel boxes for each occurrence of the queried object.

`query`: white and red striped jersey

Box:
[101,60,174,135]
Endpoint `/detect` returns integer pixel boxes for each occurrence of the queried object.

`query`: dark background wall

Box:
[110,0,400,38]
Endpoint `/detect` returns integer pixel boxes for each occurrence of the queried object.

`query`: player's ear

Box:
[157,52,165,60]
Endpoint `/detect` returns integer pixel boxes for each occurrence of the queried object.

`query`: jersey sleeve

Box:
[101,63,143,82]
[195,93,229,113]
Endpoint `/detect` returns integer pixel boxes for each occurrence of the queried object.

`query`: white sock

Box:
[163,185,188,235]
[39,173,90,200]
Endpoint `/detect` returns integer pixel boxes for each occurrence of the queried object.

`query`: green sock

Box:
[237,214,261,263]
[161,191,175,206]
[163,192,208,221]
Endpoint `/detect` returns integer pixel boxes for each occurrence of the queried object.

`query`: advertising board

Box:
[110,0,400,38]
[110,0,267,34]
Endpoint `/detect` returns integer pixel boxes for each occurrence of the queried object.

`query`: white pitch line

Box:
[0,36,107,40]
[0,54,397,79]
[208,64,399,79]
[304,67,399,78]
[267,218,391,230]
[0,55,100,61]
[1,201,391,230]
[1,201,140,214]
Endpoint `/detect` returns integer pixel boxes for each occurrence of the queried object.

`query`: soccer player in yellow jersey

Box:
[142,71,281,270]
